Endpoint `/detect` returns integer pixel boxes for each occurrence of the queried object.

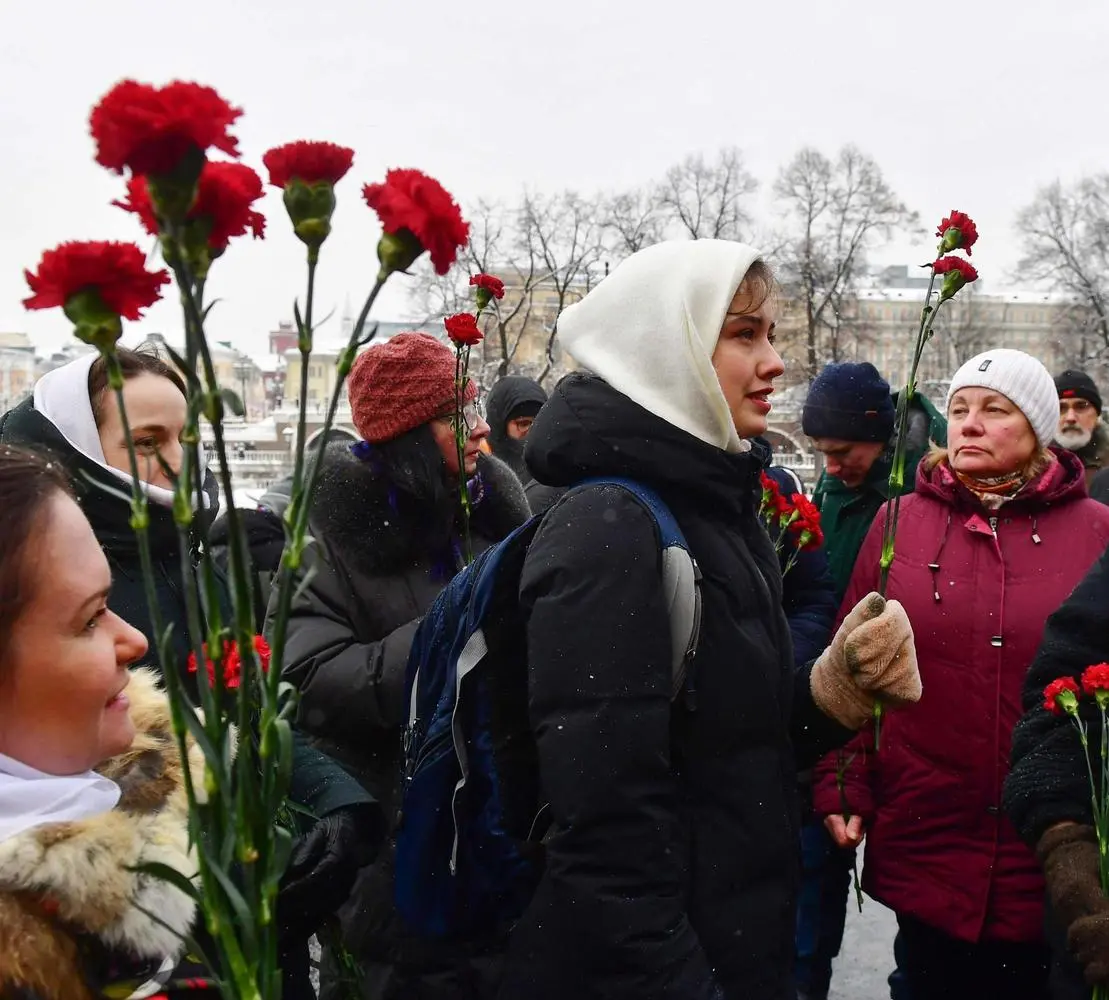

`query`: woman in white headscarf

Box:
[499,240,921,1000]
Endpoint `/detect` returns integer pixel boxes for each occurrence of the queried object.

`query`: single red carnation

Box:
[90,79,241,176]
[932,256,978,281]
[445,312,483,347]
[1043,676,1081,716]
[263,141,354,188]
[192,162,265,249]
[23,241,169,320]
[363,169,469,275]
[1082,663,1109,697]
[936,210,979,256]
[187,635,270,690]
[115,163,265,250]
[470,273,505,300]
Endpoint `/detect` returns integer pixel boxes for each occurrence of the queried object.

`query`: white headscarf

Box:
[557,239,765,454]
[32,353,208,509]
[0,752,119,843]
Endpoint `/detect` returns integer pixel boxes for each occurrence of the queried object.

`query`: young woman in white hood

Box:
[499,240,921,1000]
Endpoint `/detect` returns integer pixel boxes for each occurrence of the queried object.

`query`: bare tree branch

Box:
[657,147,758,240]
[774,145,920,381]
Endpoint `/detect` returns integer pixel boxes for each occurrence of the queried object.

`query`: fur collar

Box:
[0,669,205,997]
[309,442,532,577]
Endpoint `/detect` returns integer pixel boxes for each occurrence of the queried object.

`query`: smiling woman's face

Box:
[0,492,147,774]
[948,386,1038,478]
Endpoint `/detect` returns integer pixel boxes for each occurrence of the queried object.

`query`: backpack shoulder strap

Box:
[571,478,702,706]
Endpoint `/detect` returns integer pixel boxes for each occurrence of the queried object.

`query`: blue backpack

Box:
[393,478,702,940]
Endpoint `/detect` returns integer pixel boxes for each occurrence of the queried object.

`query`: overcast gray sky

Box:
[2,0,1106,359]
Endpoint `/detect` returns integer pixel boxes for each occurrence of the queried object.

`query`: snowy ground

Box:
[829,892,898,1000]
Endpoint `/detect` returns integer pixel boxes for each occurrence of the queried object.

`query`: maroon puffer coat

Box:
[813,449,1109,943]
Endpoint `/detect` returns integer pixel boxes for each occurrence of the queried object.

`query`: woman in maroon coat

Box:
[813,348,1109,1000]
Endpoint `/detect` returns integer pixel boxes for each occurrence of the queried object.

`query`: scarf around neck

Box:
[955,468,1031,510]
[0,752,120,844]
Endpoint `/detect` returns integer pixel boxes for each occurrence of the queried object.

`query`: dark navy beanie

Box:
[802,362,895,443]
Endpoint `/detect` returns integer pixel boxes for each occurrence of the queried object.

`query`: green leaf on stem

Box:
[220,387,245,418]
[130,861,202,903]
[200,844,260,957]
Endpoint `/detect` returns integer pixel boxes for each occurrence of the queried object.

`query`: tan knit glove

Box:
[810,592,921,730]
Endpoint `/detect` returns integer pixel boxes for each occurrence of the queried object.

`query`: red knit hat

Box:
[348,331,477,443]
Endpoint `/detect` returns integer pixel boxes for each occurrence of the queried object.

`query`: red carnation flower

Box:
[933,256,978,281]
[445,312,484,347]
[1082,663,1109,699]
[187,635,271,691]
[90,79,241,176]
[936,210,978,256]
[470,273,505,299]
[115,162,265,251]
[263,141,354,188]
[933,255,979,302]
[24,241,169,320]
[363,169,469,275]
[1043,676,1081,716]
[788,494,824,550]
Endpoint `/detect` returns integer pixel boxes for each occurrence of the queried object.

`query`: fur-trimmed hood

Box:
[308,441,531,577]
[0,669,206,1000]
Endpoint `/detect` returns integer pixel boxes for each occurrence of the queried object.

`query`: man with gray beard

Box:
[1054,369,1108,489]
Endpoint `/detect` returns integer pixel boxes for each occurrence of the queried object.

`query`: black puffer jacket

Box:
[499,375,851,1000]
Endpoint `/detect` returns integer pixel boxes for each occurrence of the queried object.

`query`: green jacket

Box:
[812,392,947,600]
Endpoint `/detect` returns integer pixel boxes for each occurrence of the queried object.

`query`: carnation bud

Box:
[282,179,338,256]
[376,228,425,280]
[939,226,963,254]
[63,288,123,353]
[474,286,493,312]
[938,270,969,303]
[145,145,205,227]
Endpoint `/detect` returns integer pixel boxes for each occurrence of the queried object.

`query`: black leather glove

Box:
[277,803,385,944]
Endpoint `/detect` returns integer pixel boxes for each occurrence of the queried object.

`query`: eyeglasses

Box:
[435,400,485,431]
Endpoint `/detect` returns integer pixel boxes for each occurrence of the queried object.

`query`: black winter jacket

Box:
[498,375,851,1000]
[1004,542,1109,843]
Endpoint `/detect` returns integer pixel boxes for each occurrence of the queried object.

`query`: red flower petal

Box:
[936,210,979,256]
[263,141,354,188]
[362,169,469,275]
[932,256,978,282]
[90,79,241,176]
[444,312,483,346]
[23,241,169,320]
[1043,676,1081,715]
[469,273,505,300]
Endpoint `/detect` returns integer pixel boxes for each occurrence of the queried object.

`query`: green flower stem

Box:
[163,228,283,1000]
[453,345,473,565]
[102,356,248,992]
[871,261,951,750]
[267,273,388,716]
[835,750,865,913]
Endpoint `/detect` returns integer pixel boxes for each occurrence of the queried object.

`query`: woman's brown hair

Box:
[0,446,75,659]
[87,347,187,428]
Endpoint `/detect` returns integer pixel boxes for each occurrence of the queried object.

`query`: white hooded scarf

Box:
[0,752,120,843]
[557,239,765,454]
[32,352,208,509]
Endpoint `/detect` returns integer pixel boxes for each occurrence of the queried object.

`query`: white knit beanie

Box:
[945,348,1058,447]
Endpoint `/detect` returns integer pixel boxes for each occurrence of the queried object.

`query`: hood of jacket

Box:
[0,669,206,993]
[525,373,768,521]
[916,445,1089,513]
[485,376,548,482]
[0,397,219,556]
[1071,420,1109,471]
[309,440,531,578]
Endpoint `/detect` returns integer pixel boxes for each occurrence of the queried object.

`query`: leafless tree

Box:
[601,187,666,259]
[774,145,920,380]
[518,189,605,382]
[1016,177,1109,353]
[657,147,758,240]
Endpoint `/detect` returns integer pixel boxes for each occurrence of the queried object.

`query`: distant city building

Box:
[0,333,37,413]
